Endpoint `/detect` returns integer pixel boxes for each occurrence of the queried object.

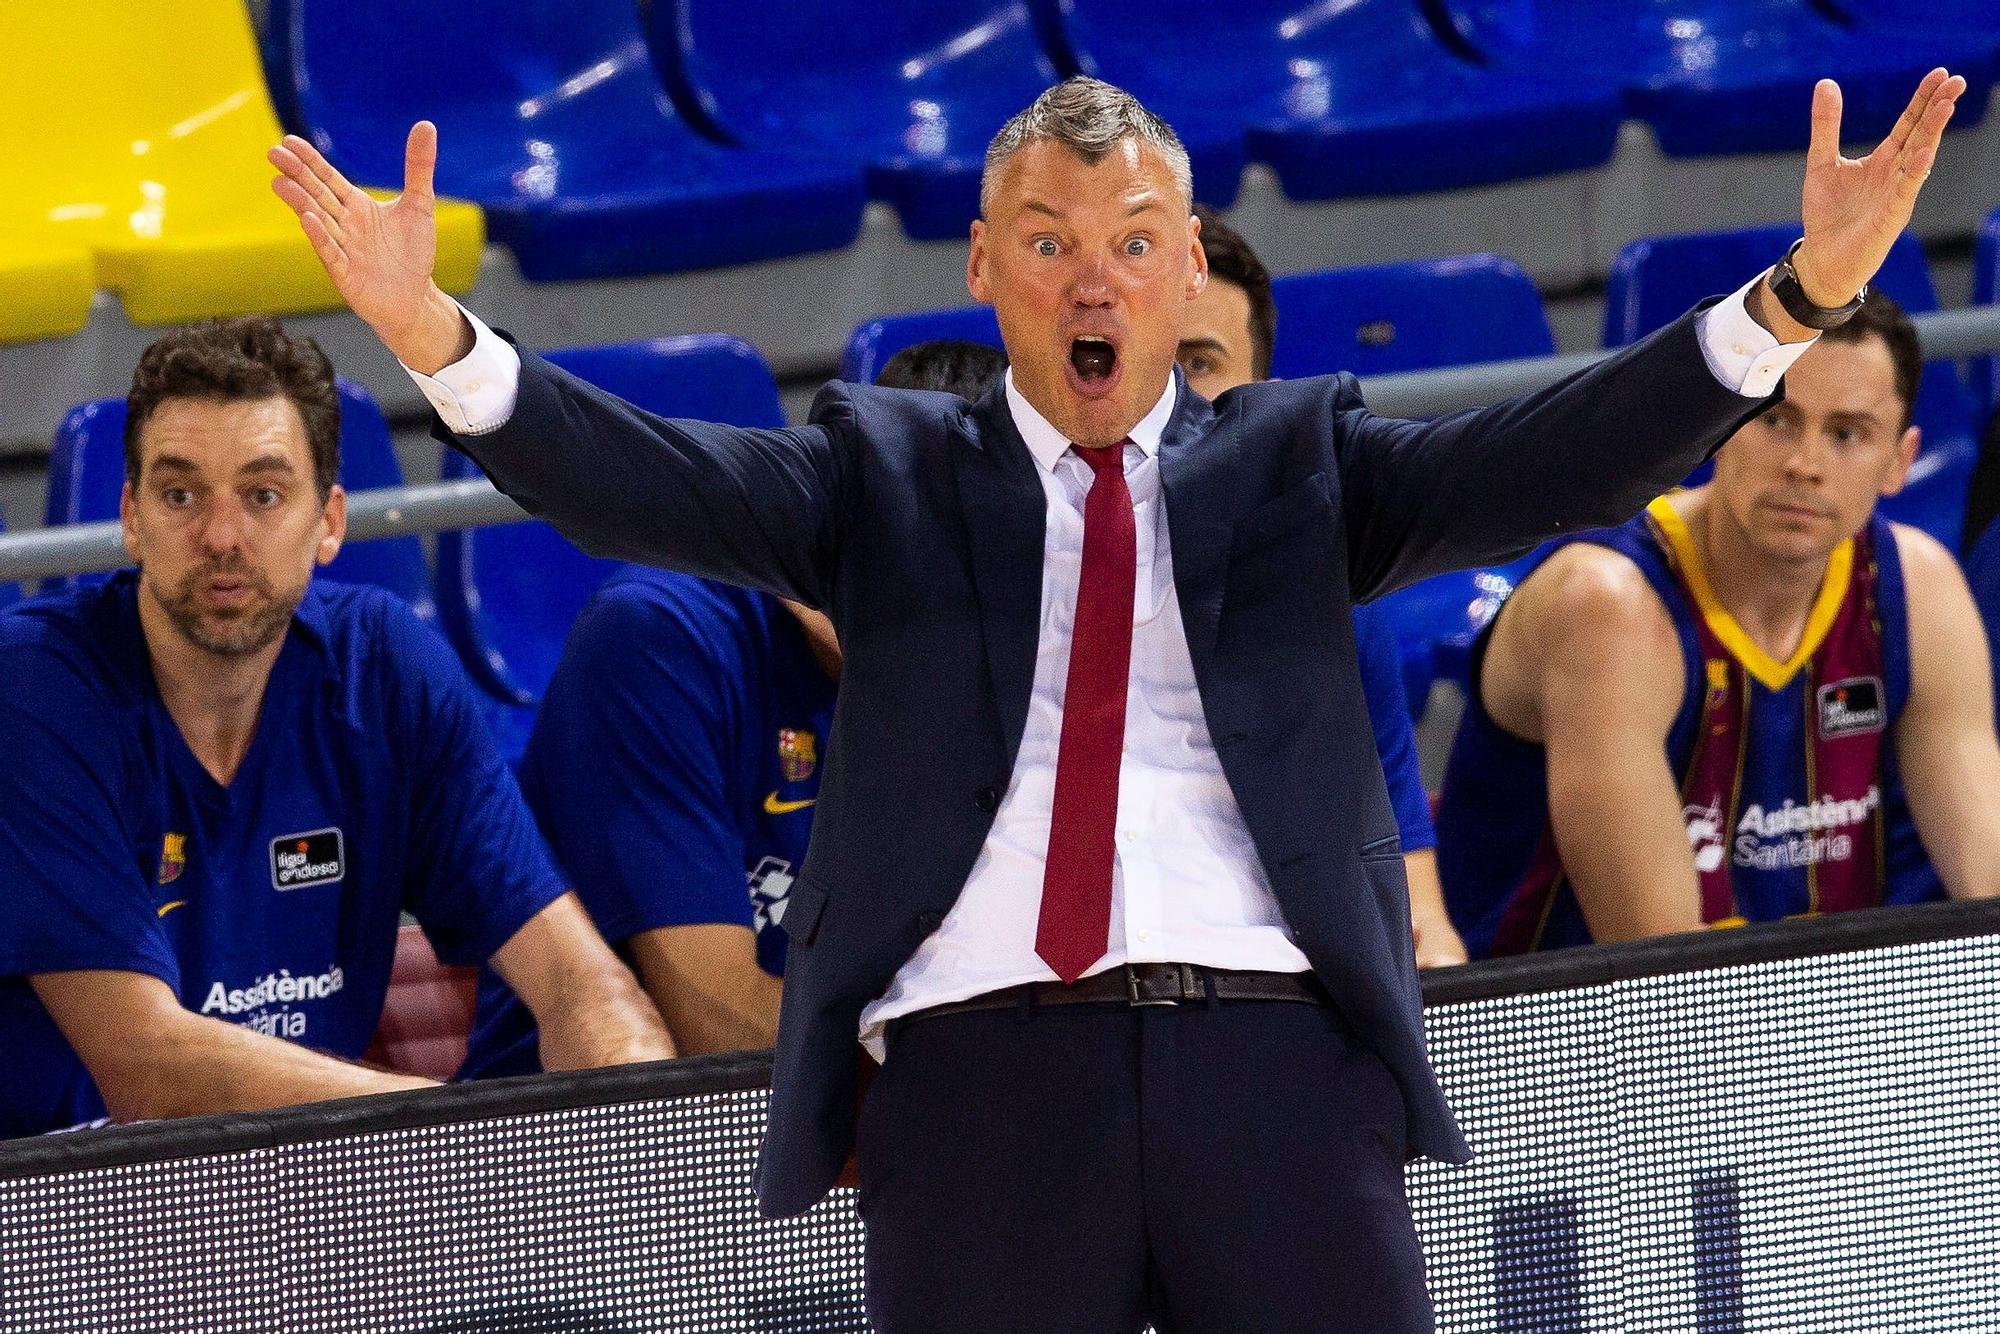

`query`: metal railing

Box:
[3,304,1997,586]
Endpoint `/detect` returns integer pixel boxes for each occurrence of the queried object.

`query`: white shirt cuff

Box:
[1694,273,1817,399]
[403,305,522,435]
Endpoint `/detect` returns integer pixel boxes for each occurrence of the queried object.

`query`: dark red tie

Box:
[1037,441,1136,984]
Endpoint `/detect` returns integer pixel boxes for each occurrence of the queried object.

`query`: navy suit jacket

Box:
[442,306,1775,1217]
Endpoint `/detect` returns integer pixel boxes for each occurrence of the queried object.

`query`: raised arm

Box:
[270,123,469,375]
[1339,72,1966,600]
[1490,547,1706,941]
[32,970,433,1123]
[269,126,848,605]
[1891,527,2000,899]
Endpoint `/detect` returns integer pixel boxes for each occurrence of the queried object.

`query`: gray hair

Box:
[980,77,1193,217]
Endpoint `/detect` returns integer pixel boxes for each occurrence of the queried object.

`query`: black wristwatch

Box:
[1766,238,1866,330]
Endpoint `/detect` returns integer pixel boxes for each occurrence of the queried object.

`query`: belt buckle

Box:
[1124,962,1188,1007]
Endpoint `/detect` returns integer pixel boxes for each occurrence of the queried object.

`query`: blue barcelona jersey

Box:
[460,567,837,1078]
[1352,601,1437,853]
[0,573,567,1137]
[1438,501,1938,958]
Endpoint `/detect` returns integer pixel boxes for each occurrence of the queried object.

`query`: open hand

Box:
[1795,69,1965,307]
[269,122,469,374]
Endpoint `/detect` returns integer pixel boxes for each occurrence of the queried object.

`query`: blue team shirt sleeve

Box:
[379,600,568,967]
[1966,515,2000,722]
[0,642,178,988]
[521,581,754,946]
[1352,604,1438,852]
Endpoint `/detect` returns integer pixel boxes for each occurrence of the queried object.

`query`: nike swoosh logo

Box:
[157,900,188,918]
[764,792,816,815]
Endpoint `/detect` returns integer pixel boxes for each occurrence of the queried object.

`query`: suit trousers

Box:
[855,991,1436,1333]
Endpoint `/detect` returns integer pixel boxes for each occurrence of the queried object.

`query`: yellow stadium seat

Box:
[0,0,481,327]
[0,225,94,343]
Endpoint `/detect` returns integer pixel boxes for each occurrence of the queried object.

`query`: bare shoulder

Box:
[1504,542,1678,657]
[1888,520,1969,595]
[1889,521,1981,632]
[1484,541,1682,741]
[1888,520,1987,690]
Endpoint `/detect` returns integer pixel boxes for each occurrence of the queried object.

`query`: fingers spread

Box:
[270,144,345,221]
[1884,68,1949,154]
[1807,78,1842,171]
[270,174,322,223]
[1900,79,1962,171]
[283,133,364,210]
[298,212,347,274]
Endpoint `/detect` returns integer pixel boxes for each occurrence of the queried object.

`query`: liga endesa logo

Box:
[1817,676,1885,738]
[270,828,345,891]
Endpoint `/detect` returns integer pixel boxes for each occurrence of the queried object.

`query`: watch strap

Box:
[1767,238,1866,330]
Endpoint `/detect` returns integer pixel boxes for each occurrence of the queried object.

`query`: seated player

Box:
[0,319,672,1137]
[1177,207,1467,967]
[1437,296,2000,955]
[461,346,1007,1072]
[460,572,839,1072]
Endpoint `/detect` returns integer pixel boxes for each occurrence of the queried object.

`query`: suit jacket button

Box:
[918,911,944,932]
[975,786,1000,813]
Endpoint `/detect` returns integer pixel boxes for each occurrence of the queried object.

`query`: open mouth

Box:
[1067,336,1120,396]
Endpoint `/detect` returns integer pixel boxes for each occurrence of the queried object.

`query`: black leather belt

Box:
[894,963,1331,1033]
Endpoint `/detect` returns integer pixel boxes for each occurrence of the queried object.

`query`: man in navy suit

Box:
[274,70,1965,1332]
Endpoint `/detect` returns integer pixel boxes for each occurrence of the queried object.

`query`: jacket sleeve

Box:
[1335,304,1777,602]
[436,347,857,609]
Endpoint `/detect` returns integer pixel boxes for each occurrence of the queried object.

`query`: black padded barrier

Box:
[3,901,1997,1332]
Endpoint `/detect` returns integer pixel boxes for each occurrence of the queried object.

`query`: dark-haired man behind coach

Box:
[1177,206,1468,967]
[0,318,670,1137]
[875,339,1010,398]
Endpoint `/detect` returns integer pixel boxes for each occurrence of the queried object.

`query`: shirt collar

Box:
[289,580,332,656]
[1004,369,1177,473]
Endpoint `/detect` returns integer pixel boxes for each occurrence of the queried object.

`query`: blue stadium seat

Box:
[434,335,787,761]
[653,1,1064,240]
[262,0,867,280]
[1268,255,1554,380]
[1432,0,1994,158]
[1974,206,2000,419]
[1034,0,1618,202]
[1270,256,1557,709]
[1816,0,2000,52]
[43,379,435,616]
[1605,223,1979,548]
[840,307,1005,384]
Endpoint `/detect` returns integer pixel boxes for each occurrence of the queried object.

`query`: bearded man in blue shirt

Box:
[0,317,671,1138]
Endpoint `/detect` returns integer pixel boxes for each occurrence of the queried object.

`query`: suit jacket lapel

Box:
[1157,381,1228,667]
[952,386,1048,767]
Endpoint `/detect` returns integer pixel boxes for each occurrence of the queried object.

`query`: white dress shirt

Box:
[859,372,1315,1051]
[406,273,1818,1060]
